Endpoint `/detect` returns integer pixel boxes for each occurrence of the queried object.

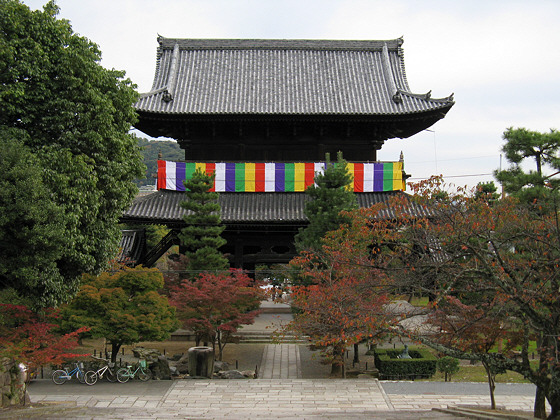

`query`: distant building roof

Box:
[121,190,430,227]
[135,37,454,117]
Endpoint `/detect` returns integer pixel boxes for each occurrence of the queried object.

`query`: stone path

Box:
[22,378,543,419]
[260,344,302,379]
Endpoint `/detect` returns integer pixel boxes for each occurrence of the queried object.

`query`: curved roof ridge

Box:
[400,90,455,104]
[156,36,405,51]
[381,43,402,104]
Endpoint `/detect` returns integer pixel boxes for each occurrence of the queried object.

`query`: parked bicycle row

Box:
[52,356,152,386]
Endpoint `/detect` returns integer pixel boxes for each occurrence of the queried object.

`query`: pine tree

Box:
[295,151,357,252]
[179,169,229,274]
[494,127,560,205]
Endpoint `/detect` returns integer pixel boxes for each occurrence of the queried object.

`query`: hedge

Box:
[374,347,437,380]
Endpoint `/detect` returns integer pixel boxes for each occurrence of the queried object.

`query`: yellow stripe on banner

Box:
[346,162,355,191]
[245,162,255,192]
[195,162,206,174]
[393,161,404,191]
[294,163,306,191]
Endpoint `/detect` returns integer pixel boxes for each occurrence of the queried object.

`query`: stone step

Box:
[260,305,292,314]
[236,333,307,343]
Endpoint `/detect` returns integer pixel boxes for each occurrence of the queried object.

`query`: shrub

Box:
[437,356,460,382]
[374,347,437,380]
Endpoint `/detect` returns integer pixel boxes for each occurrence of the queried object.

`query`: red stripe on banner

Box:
[255,163,265,192]
[157,160,166,190]
[354,163,364,192]
[305,162,315,189]
[206,163,216,192]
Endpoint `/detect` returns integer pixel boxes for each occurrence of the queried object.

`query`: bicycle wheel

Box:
[138,368,152,382]
[77,370,86,384]
[116,368,130,383]
[51,370,67,385]
[105,368,116,382]
[84,371,98,385]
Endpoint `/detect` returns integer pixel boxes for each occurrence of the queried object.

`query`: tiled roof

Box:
[121,190,430,225]
[135,38,454,116]
[119,229,145,264]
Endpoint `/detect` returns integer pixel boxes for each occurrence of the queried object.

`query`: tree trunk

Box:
[544,368,560,420]
[547,386,560,420]
[216,332,223,361]
[110,342,122,364]
[483,363,496,410]
[330,343,345,377]
[353,343,360,365]
[535,334,548,419]
[534,385,547,419]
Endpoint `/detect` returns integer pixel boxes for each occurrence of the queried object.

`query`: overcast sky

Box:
[23,0,560,189]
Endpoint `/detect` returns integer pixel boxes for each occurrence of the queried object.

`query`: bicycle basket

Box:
[108,362,115,368]
[139,359,147,368]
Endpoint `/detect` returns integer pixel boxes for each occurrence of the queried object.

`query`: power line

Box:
[407,155,498,165]
[408,173,494,180]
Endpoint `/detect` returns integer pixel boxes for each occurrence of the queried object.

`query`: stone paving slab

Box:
[260,344,302,379]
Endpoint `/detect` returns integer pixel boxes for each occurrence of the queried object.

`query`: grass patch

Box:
[422,364,530,383]
[409,296,430,307]
[75,338,265,372]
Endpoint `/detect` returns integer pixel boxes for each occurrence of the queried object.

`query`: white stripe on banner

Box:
[265,162,276,192]
[363,163,374,192]
[214,163,226,192]
[166,161,177,190]
[314,163,325,186]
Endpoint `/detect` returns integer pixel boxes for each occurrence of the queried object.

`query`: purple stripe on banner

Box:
[176,162,186,191]
[275,163,285,192]
[374,163,384,192]
[225,163,236,192]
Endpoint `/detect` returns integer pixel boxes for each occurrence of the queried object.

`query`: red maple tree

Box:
[359,177,560,419]
[287,205,398,377]
[426,295,524,409]
[0,304,89,368]
[169,270,264,360]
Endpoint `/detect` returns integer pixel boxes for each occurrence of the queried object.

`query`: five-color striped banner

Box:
[157,160,405,192]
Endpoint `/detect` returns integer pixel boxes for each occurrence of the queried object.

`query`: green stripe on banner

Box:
[185,162,196,180]
[383,162,393,191]
[235,162,245,192]
[284,163,295,192]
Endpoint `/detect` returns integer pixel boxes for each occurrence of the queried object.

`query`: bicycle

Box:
[52,362,86,385]
[116,359,152,383]
[84,356,117,385]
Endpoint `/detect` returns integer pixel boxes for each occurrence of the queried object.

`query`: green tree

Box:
[437,356,460,382]
[0,133,68,306]
[295,151,357,252]
[136,138,183,187]
[179,169,228,273]
[495,127,560,205]
[58,265,178,363]
[0,1,144,306]
[474,181,500,202]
